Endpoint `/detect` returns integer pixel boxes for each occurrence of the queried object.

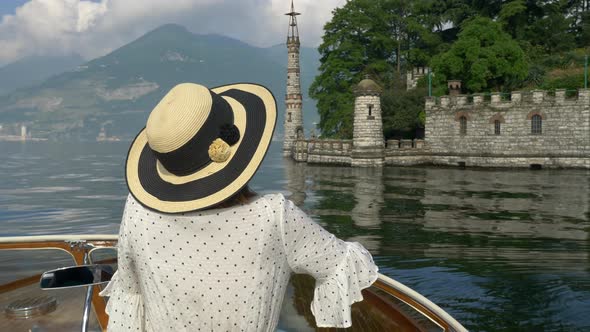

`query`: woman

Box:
[100,83,378,331]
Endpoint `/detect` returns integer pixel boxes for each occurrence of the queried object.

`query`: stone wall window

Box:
[531,114,542,134]
[459,116,467,135]
[489,114,505,135]
[288,112,292,122]
[367,104,374,120]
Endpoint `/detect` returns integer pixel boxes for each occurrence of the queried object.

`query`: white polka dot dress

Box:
[99,193,378,331]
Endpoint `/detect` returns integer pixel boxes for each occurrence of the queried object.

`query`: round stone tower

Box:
[351,75,385,167]
[282,0,304,157]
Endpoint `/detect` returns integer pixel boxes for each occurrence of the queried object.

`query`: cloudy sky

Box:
[0,0,345,66]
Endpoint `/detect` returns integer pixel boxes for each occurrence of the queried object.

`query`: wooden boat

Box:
[0,235,467,332]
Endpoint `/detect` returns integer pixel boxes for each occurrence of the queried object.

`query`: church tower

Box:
[283,0,304,157]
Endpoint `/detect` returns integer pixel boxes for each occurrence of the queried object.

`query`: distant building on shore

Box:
[20,125,27,139]
[96,126,121,142]
[0,123,46,142]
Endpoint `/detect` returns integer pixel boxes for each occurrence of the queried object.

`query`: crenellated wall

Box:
[290,89,589,168]
[406,67,430,91]
[292,138,429,166]
[425,89,590,168]
[293,139,352,165]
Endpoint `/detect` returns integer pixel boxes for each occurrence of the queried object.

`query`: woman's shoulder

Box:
[123,194,173,221]
[258,192,292,209]
[260,192,287,202]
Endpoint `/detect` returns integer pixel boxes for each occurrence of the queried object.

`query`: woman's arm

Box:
[275,195,378,328]
[99,195,144,331]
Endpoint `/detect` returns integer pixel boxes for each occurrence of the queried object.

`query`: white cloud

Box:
[0,0,345,65]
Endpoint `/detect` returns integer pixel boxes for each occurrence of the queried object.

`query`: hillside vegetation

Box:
[311,0,590,139]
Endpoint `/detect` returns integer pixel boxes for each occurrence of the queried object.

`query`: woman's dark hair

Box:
[212,185,257,209]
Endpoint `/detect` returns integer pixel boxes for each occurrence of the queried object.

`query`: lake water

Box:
[0,141,589,331]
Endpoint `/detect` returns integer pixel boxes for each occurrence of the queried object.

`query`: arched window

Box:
[459,116,467,135]
[490,114,505,135]
[494,120,501,135]
[531,114,542,134]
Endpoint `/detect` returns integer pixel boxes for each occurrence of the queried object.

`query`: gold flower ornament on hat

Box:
[208,138,231,162]
[207,124,241,163]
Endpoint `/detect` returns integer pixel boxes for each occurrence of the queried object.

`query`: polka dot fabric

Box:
[100,193,378,331]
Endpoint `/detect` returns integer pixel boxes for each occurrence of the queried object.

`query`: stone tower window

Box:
[494,120,501,135]
[459,116,467,135]
[367,104,374,120]
[287,112,292,122]
[531,115,542,134]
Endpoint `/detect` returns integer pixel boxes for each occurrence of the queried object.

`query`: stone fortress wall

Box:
[292,138,430,166]
[426,89,590,168]
[290,83,590,168]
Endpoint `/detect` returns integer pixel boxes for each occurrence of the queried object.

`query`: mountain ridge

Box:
[0,24,319,140]
[0,54,84,96]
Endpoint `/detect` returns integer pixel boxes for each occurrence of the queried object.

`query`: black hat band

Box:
[150,90,237,176]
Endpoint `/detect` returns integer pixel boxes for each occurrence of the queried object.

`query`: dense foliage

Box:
[431,17,528,93]
[311,0,590,138]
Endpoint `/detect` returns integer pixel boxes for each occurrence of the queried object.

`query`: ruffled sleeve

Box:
[276,195,378,328]
[99,195,144,331]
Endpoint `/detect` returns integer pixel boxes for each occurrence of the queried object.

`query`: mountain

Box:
[0,24,320,140]
[0,54,84,96]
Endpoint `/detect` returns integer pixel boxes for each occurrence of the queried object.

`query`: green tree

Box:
[431,17,528,92]
[310,0,440,138]
[566,0,590,45]
[381,85,427,139]
[309,0,388,138]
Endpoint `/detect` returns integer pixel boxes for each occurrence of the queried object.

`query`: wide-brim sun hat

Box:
[126,82,276,213]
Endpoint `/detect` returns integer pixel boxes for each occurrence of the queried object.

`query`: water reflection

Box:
[1,142,589,331]
[349,168,383,251]
[282,160,385,251]
[421,169,589,240]
[282,157,590,331]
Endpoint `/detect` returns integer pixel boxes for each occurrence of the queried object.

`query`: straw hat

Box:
[126,82,276,213]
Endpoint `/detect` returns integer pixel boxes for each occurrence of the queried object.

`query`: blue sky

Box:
[0,1,28,17]
[0,0,344,65]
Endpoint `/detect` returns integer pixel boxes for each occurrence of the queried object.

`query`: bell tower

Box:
[283,0,304,157]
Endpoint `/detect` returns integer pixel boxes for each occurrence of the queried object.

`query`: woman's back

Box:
[102,194,378,331]
[100,83,377,331]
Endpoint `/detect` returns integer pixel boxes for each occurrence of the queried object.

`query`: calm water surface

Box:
[0,141,589,331]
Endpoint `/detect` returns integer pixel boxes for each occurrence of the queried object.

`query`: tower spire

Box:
[285,0,300,44]
[283,0,304,157]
